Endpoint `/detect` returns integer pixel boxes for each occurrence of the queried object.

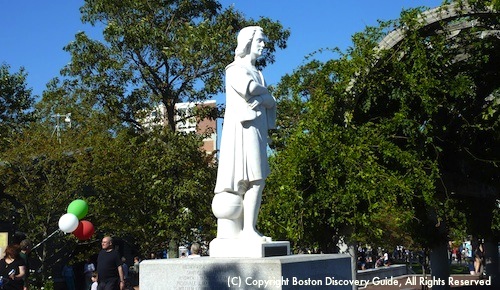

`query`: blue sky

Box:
[0,0,443,98]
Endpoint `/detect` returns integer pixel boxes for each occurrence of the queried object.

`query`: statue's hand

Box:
[237,180,250,195]
[260,93,276,108]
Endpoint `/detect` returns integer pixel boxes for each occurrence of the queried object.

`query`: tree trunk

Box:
[430,241,450,290]
[484,237,499,286]
[168,239,178,258]
[348,243,358,290]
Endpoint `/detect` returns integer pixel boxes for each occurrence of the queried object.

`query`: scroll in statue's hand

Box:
[248,97,261,109]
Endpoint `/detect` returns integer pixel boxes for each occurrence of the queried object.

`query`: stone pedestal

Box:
[210,238,290,258]
[140,254,353,289]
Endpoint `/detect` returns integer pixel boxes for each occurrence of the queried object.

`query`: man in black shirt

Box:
[97,237,125,290]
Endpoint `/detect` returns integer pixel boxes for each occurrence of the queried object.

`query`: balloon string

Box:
[31,229,61,251]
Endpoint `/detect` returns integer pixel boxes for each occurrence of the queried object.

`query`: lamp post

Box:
[51,113,71,143]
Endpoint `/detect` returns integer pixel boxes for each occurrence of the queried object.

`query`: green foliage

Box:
[2,0,290,278]
[42,278,55,290]
[89,128,218,254]
[3,1,499,281]
[0,63,35,152]
[56,0,289,131]
[263,0,500,253]
[0,123,88,280]
[0,121,217,272]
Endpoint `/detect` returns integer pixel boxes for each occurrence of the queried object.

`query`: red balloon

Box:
[73,220,95,240]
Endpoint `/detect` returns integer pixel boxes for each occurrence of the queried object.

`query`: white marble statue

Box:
[211,26,277,242]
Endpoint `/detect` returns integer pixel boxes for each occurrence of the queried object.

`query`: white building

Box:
[141,100,217,155]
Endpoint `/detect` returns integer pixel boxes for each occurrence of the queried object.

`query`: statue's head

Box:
[234,26,264,59]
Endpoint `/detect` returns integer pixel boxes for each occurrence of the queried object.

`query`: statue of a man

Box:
[213,26,276,241]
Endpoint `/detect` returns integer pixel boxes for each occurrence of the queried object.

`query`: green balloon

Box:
[67,199,89,220]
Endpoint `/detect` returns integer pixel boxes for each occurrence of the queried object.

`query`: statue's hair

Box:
[234,26,264,59]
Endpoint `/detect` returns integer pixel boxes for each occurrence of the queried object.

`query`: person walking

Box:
[474,243,484,276]
[97,237,125,290]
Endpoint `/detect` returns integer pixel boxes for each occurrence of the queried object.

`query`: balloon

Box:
[73,220,95,240]
[58,213,79,233]
[67,199,89,220]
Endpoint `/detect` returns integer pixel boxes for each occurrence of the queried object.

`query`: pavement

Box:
[361,274,495,290]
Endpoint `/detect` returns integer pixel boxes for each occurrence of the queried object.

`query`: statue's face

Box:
[250,30,265,60]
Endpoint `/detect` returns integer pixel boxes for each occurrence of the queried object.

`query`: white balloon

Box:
[58,213,79,233]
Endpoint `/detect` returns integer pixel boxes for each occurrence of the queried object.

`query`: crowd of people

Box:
[357,245,451,270]
[1,235,490,289]
[358,247,398,270]
[357,246,414,270]
[59,236,141,290]
[56,238,202,290]
[55,236,203,290]
[0,235,144,290]
[356,241,488,278]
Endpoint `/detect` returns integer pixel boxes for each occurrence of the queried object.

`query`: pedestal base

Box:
[210,238,290,258]
[140,254,353,289]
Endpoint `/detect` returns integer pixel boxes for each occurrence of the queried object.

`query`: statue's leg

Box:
[241,179,265,239]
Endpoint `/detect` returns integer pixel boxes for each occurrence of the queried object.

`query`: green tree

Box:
[0,123,86,283]
[79,128,218,256]
[3,1,290,276]
[0,63,35,152]
[0,119,217,280]
[262,57,438,253]
[262,1,500,260]
[30,0,290,254]
[50,0,289,131]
